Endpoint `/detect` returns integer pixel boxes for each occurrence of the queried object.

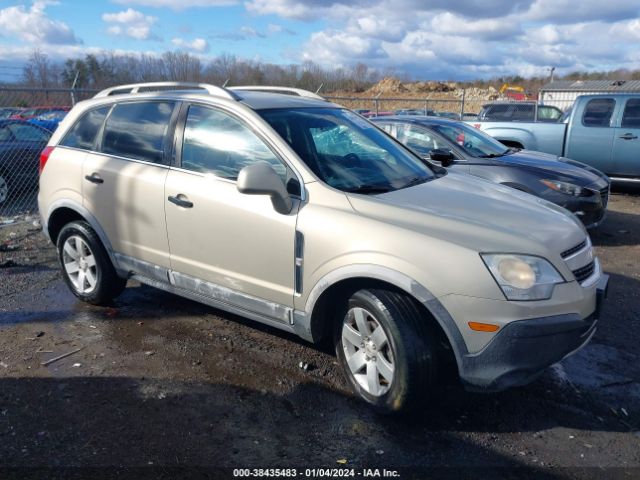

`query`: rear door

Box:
[164,103,299,309]
[83,101,177,271]
[611,97,640,177]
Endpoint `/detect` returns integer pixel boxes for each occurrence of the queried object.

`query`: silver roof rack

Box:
[94,82,240,100]
[228,86,326,101]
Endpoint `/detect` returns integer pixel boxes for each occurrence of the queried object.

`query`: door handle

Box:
[84,173,104,184]
[168,194,193,208]
[619,133,638,140]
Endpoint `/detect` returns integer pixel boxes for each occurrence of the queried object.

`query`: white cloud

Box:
[240,26,265,38]
[0,1,79,45]
[114,0,237,9]
[102,8,159,40]
[246,0,640,79]
[171,37,210,52]
[524,0,640,23]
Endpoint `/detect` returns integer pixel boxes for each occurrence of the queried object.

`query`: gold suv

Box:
[39,83,608,412]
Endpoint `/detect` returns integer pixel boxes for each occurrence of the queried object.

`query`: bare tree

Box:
[23,50,57,88]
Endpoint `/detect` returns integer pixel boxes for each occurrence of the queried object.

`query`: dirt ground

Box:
[0,188,639,479]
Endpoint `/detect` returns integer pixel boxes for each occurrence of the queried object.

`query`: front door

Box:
[612,97,640,177]
[565,97,617,174]
[164,104,298,310]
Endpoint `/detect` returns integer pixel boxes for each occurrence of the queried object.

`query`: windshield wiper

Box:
[344,184,392,194]
[400,176,430,189]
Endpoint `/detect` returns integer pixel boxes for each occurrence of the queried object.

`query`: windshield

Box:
[431,123,510,158]
[259,108,436,193]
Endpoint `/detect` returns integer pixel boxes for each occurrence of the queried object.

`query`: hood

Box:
[491,150,609,188]
[347,172,586,256]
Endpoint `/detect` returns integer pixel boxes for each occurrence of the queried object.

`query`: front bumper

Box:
[458,273,609,391]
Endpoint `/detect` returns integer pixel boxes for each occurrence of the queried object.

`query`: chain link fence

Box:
[0,88,98,223]
[324,94,482,119]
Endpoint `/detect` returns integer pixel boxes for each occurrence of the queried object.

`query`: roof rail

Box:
[228,86,326,101]
[94,82,240,100]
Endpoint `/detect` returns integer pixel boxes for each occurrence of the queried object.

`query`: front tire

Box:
[335,288,437,413]
[56,221,126,305]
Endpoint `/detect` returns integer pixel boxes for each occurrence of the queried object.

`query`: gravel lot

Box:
[1,189,639,479]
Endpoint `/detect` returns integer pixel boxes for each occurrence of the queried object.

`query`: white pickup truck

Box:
[469,94,640,180]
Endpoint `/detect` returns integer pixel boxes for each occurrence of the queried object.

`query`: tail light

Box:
[39,146,54,175]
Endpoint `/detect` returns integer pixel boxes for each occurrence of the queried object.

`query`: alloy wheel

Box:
[341,307,395,396]
[62,235,98,294]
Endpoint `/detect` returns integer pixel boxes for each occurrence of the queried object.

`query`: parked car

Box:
[395,108,435,116]
[470,94,640,180]
[361,110,394,118]
[478,101,563,122]
[373,116,610,228]
[433,111,461,120]
[10,106,70,121]
[0,107,23,119]
[0,120,51,205]
[28,109,68,132]
[39,82,607,413]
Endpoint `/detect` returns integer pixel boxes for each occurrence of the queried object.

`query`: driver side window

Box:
[181,105,287,181]
[395,124,439,157]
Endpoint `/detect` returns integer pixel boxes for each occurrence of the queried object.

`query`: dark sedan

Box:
[372,116,610,228]
[0,120,51,207]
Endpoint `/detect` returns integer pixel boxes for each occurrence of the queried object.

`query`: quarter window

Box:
[61,106,110,150]
[582,98,615,127]
[181,105,286,180]
[101,102,174,164]
[621,99,640,128]
[537,106,562,122]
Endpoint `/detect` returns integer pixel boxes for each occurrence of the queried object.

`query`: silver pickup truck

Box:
[469,94,640,180]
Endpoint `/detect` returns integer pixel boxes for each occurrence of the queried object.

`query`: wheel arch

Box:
[295,265,468,373]
[44,200,122,274]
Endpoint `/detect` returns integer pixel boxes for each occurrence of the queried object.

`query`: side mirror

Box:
[237,163,293,215]
[429,148,455,167]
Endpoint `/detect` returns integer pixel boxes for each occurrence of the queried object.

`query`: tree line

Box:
[17,50,384,94]
[13,49,640,95]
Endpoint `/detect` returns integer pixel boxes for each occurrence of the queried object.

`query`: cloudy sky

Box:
[1,0,639,81]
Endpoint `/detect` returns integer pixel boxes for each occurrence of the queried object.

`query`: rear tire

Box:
[334,288,437,413]
[56,221,126,305]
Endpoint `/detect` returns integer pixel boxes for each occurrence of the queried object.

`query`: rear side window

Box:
[181,105,286,180]
[582,98,615,127]
[101,102,174,164]
[621,99,640,128]
[61,106,110,150]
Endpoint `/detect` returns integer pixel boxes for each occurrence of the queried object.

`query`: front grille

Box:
[600,187,609,208]
[562,240,587,259]
[572,260,595,283]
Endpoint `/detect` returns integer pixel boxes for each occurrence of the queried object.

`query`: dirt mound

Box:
[366,77,408,94]
[366,77,459,95]
[406,81,457,93]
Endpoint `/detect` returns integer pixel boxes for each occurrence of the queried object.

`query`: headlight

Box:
[540,179,583,197]
[481,254,565,301]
